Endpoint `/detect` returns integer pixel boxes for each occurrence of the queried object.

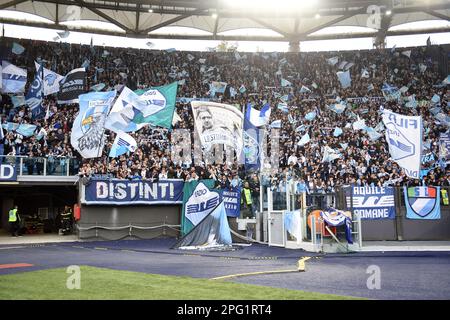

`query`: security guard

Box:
[241,182,254,218]
[8,205,20,237]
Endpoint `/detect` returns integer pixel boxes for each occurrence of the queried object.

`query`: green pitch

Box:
[0,266,361,300]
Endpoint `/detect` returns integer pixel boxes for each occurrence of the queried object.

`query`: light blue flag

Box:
[90,83,106,92]
[1,61,27,93]
[328,103,346,114]
[239,84,246,93]
[336,70,351,88]
[12,42,25,55]
[280,94,289,102]
[0,118,4,141]
[297,133,310,146]
[281,78,292,87]
[10,95,26,108]
[340,143,348,150]
[71,91,116,158]
[405,95,417,108]
[277,103,288,113]
[382,82,401,101]
[304,111,316,121]
[365,127,383,141]
[16,124,37,137]
[109,131,137,158]
[431,94,440,105]
[333,127,343,137]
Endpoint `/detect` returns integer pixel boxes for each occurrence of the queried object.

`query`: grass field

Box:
[0,266,361,300]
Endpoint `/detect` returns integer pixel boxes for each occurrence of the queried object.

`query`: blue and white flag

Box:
[277,103,288,113]
[328,102,346,114]
[382,109,422,179]
[239,84,246,94]
[333,127,343,137]
[304,111,316,121]
[382,82,401,101]
[71,91,116,158]
[327,57,339,66]
[243,116,264,171]
[300,85,311,93]
[270,120,281,129]
[246,103,271,127]
[12,42,25,55]
[90,83,106,92]
[36,62,64,96]
[365,126,383,141]
[322,146,340,162]
[297,133,310,146]
[431,94,440,105]
[210,81,227,94]
[16,123,37,137]
[109,131,137,158]
[281,78,292,87]
[26,62,45,119]
[320,208,353,244]
[1,61,27,93]
[353,117,366,131]
[0,117,4,141]
[336,70,351,88]
[284,210,302,243]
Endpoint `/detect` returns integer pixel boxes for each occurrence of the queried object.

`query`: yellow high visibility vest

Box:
[8,209,17,222]
[243,188,252,205]
[442,189,449,206]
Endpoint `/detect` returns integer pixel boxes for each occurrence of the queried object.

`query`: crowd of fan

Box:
[0,37,449,194]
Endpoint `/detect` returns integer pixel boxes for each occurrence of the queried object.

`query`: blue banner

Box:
[0,164,17,181]
[82,179,184,205]
[219,187,241,217]
[346,186,395,219]
[243,117,264,171]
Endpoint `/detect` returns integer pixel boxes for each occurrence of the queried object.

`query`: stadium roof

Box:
[0,0,449,42]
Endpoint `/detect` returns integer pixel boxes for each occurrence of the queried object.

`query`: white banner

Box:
[191,101,243,154]
[382,109,422,179]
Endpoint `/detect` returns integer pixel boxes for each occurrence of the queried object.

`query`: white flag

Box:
[382,109,422,179]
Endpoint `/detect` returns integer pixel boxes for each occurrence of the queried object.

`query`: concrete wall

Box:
[77,205,181,240]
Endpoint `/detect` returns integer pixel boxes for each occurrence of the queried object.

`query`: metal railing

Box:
[0,155,80,177]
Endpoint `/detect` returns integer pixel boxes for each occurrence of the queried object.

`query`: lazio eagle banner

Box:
[181,180,241,235]
[404,186,441,220]
[243,117,265,172]
[191,101,243,154]
[71,91,116,158]
[345,186,395,219]
[382,109,422,179]
[181,180,218,236]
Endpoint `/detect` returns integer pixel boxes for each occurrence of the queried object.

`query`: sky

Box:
[0,10,449,52]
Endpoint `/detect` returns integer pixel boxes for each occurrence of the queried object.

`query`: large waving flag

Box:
[57,67,86,104]
[26,62,45,120]
[246,103,271,127]
[35,62,64,96]
[133,81,178,129]
[109,131,137,158]
[1,61,27,93]
[106,82,178,132]
[71,91,116,158]
[382,108,422,179]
